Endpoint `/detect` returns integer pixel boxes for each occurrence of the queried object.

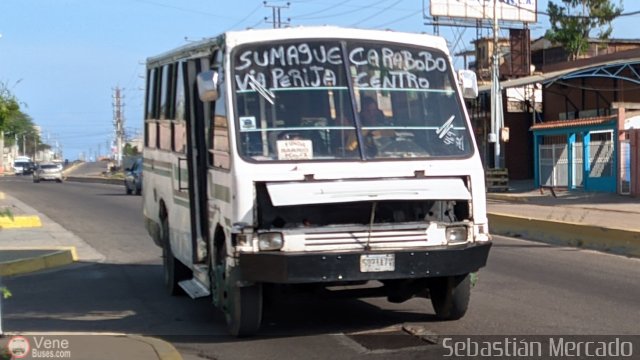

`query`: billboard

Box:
[430,0,537,23]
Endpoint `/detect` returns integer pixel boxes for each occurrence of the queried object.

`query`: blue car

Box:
[124,158,143,195]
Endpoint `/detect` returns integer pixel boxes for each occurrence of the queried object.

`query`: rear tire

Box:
[126,186,132,195]
[429,274,471,320]
[161,216,189,296]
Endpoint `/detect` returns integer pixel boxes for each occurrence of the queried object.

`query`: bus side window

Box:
[210,52,230,169]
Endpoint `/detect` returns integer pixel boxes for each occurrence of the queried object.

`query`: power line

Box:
[351,0,403,27]
[131,0,234,19]
[372,9,421,28]
[224,4,263,31]
[296,0,388,21]
[293,0,354,19]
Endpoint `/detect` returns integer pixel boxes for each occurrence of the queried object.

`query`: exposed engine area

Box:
[255,182,471,229]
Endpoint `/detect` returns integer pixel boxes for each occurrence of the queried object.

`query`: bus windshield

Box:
[233,39,473,161]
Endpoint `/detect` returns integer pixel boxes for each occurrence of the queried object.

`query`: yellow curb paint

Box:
[0,215,42,228]
[486,193,530,203]
[488,212,640,258]
[0,248,76,276]
[0,192,5,199]
[127,335,183,360]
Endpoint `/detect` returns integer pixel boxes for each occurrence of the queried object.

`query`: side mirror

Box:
[458,69,478,99]
[197,69,220,102]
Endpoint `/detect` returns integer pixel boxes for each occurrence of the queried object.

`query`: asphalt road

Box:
[1,176,639,359]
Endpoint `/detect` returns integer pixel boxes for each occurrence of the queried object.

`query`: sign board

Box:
[276,139,313,160]
[430,0,537,23]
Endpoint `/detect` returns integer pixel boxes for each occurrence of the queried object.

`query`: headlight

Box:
[446,226,468,244]
[258,232,284,251]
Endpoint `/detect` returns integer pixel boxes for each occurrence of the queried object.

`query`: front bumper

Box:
[239,241,491,284]
[38,175,62,180]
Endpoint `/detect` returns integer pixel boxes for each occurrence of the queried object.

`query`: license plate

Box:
[360,254,395,272]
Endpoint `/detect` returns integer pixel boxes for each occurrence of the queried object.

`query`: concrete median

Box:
[64,176,124,186]
[488,212,640,257]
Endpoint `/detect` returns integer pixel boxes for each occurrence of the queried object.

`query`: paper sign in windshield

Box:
[277,139,313,160]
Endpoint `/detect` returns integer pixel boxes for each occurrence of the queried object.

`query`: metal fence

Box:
[539,143,568,187]
[539,133,615,189]
[573,142,584,188]
[620,140,631,195]
[588,140,614,178]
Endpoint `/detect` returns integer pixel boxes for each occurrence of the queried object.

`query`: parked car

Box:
[124,157,143,195]
[33,163,63,183]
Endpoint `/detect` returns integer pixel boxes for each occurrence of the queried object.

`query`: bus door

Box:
[185,56,212,263]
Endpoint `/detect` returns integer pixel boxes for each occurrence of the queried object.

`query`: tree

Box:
[546,0,623,61]
[0,83,20,130]
[2,110,44,156]
[123,143,140,157]
[1,82,45,159]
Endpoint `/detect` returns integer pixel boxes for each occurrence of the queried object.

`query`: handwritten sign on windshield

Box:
[234,41,449,92]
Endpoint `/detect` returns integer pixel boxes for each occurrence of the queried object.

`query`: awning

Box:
[479,56,640,92]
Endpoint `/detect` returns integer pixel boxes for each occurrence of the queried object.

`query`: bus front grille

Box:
[303,229,430,251]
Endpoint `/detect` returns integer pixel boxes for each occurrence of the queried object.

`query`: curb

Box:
[488,212,640,257]
[0,215,42,229]
[65,176,124,186]
[487,193,530,203]
[127,335,183,360]
[0,247,77,276]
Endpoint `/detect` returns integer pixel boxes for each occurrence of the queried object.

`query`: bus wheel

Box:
[429,274,470,320]
[221,245,262,337]
[161,217,189,296]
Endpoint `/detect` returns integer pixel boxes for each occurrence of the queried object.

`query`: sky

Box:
[0,0,636,160]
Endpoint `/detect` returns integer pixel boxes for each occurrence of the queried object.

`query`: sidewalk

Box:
[487,180,640,257]
[0,189,182,360]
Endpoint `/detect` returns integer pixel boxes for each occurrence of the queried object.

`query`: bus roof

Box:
[146,26,450,68]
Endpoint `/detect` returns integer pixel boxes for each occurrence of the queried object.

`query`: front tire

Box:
[429,274,471,320]
[226,282,263,337]
[217,243,262,337]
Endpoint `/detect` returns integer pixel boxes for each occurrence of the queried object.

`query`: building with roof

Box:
[472,44,640,195]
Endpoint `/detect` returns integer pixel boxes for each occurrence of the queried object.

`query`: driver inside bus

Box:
[344,97,394,156]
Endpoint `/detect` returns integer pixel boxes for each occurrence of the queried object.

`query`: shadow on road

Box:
[3,261,440,341]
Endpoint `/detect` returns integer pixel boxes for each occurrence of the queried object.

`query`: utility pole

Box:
[490,0,504,169]
[264,1,290,28]
[112,87,125,167]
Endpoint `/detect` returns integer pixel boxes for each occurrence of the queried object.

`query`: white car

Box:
[33,163,64,183]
